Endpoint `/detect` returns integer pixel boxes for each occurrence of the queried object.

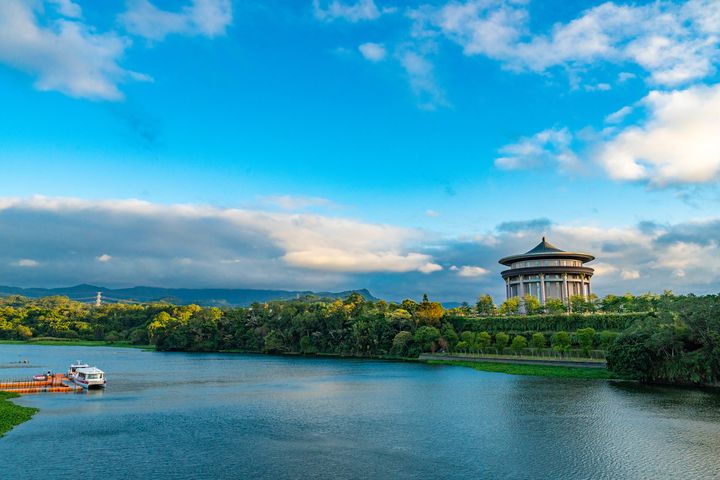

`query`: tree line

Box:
[0,291,717,386]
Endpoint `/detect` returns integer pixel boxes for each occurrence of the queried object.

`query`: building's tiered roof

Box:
[524,237,564,255]
[498,237,595,266]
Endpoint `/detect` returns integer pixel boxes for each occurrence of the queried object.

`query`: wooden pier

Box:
[0,374,83,394]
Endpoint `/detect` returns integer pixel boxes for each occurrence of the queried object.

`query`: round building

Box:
[499,237,594,304]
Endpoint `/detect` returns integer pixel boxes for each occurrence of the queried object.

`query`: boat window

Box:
[87,374,100,379]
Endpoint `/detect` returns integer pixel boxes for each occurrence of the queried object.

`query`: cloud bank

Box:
[414,0,720,87]
[1,198,719,302]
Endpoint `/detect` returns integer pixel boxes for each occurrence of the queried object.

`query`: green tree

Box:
[575,327,596,356]
[523,295,542,315]
[476,294,496,316]
[476,331,492,349]
[441,323,458,351]
[530,332,546,349]
[598,330,619,350]
[544,298,566,314]
[511,334,527,353]
[391,331,413,356]
[551,331,571,355]
[414,326,441,353]
[495,332,509,353]
[500,297,520,315]
[460,330,476,345]
[299,335,318,354]
[263,330,286,353]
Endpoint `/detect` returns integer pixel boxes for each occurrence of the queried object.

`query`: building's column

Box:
[562,273,569,304]
[505,277,510,300]
[539,273,546,305]
[519,275,525,298]
[582,276,589,301]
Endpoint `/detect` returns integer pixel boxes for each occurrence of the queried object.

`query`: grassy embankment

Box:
[427,359,617,379]
[0,338,153,349]
[0,392,38,437]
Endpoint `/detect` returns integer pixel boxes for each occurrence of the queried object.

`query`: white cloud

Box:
[313,0,391,22]
[585,83,611,92]
[618,72,636,82]
[97,254,112,263]
[0,197,441,281]
[49,0,82,18]
[425,209,440,218]
[262,195,333,211]
[591,262,619,276]
[399,50,447,110]
[15,259,39,268]
[419,262,443,274]
[605,105,633,124]
[620,269,640,280]
[285,249,441,274]
[598,84,720,186]
[495,127,579,172]
[0,0,143,101]
[414,0,720,87]
[119,0,233,41]
[651,241,720,275]
[359,42,387,62]
[455,265,489,277]
[420,0,525,59]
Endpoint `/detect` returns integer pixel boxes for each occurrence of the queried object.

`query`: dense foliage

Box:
[1,291,718,386]
[607,294,720,386]
[0,392,38,437]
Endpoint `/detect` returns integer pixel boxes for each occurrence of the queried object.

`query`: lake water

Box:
[1,345,719,479]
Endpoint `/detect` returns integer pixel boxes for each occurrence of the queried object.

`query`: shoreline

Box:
[426,359,616,379]
[0,392,38,437]
[0,339,153,349]
[1,341,609,380]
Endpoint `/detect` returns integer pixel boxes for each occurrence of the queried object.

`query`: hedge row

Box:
[447,312,651,334]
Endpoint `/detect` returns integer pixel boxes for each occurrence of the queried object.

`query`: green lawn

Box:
[427,359,617,379]
[0,338,153,349]
[0,392,38,437]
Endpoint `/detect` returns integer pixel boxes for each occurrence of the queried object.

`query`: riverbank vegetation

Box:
[0,392,38,437]
[426,360,616,380]
[0,291,718,386]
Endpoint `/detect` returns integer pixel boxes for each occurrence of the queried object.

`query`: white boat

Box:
[68,361,106,389]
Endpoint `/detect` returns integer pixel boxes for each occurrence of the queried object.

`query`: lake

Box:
[1,345,719,479]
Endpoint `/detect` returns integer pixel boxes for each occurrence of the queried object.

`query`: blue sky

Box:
[1,0,720,302]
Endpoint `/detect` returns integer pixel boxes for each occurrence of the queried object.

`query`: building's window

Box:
[545,282,561,300]
[525,261,530,267]
[534,260,540,266]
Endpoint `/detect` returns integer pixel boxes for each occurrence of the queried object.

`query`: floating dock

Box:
[0,374,83,394]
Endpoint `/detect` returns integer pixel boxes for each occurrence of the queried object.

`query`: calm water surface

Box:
[1,345,719,479]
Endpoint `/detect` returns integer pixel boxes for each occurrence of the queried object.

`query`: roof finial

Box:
[542,236,546,242]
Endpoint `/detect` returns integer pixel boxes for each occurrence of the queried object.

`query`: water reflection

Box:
[1,345,719,480]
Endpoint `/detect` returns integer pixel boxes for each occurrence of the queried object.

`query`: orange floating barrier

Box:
[0,374,82,393]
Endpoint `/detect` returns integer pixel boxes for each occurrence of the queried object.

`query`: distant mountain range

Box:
[0,284,377,307]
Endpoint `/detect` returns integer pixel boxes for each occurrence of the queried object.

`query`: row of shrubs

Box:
[452,328,619,357]
[449,312,649,335]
